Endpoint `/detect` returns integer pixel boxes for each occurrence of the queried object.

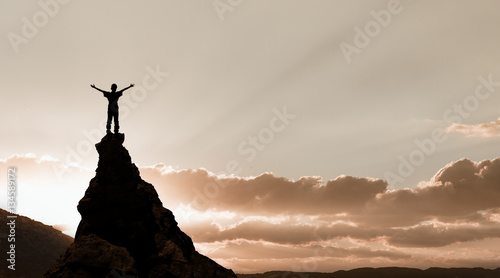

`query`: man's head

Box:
[111,83,117,92]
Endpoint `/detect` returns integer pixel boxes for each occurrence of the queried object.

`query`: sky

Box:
[1,0,500,274]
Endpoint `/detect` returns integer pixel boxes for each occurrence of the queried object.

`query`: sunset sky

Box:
[2,0,500,274]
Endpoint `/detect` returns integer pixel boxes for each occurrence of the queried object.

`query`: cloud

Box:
[387,222,500,247]
[167,157,500,260]
[363,158,500,226]
[141,168,388,215]
[52,223,75,233]
[0,154,92,234]
[0,153,93,188]
[145,158,500,227]
[3,154,500,273]
[205,240,411,260]
[181,213,500,248]
[184,219,317,245]
[445,118,500,137]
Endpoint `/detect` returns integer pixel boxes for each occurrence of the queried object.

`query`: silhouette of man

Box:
[91,83,134,134]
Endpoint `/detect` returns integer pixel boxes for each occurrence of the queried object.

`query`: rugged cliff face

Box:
[45,134,236,278]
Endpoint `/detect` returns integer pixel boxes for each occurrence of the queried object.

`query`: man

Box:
[91,83,134,134]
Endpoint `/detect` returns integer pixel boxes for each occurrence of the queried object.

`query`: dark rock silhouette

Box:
[44,134,236,278]
[0,208,73,278]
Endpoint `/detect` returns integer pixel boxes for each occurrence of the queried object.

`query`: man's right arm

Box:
[90,84,107,94]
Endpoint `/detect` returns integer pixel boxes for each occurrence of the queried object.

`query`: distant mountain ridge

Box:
[237,267,500,278]
[0,208,73,278]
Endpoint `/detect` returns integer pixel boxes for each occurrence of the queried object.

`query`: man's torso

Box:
[104,91,123,110]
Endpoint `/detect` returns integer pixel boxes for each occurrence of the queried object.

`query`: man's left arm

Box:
[118,83,135,94]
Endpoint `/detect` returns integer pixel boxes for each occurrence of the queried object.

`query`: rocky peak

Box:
[45,134,236,278]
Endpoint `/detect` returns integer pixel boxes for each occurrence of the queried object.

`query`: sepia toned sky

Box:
[2,0,500,274]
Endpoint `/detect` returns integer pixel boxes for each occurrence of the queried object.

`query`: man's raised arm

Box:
[90,84,107,94]
[118,83,134,93]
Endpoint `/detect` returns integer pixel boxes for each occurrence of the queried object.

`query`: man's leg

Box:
[114,111,119,133]
[106,110,112,134]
